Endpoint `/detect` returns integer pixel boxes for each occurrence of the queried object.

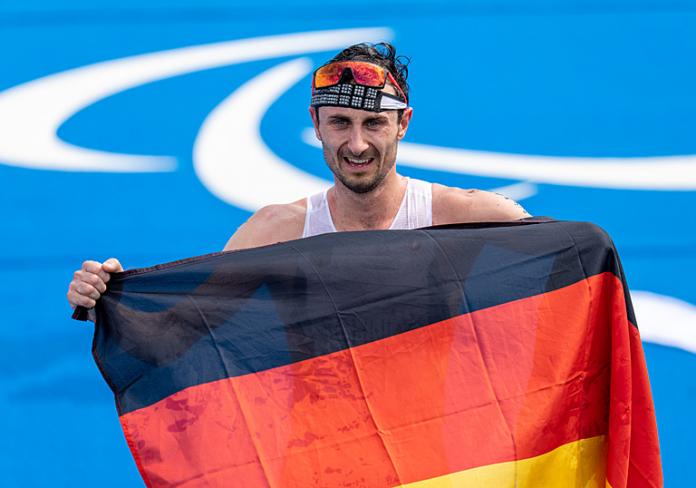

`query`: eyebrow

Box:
[325,114,390,125]
[364,116,389,124]
[327,115,351,123]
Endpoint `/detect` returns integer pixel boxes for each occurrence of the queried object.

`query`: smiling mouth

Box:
[343,156,374,167]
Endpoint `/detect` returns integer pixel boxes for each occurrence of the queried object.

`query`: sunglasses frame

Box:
[313,61,408,105]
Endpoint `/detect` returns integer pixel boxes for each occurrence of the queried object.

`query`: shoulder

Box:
[223,199,307,251]
[432,183,530,225]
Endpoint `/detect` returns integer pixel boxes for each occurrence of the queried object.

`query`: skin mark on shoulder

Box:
[496,192,527,210]
[491,191,514,207]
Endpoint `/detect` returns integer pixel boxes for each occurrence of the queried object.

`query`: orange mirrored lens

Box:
[348,62,385,86]
[314,61,386,88]
[313,63,343,87]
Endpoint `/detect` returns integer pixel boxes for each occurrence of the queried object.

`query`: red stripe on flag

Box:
[606,319,663,488]
[120,272,649,487]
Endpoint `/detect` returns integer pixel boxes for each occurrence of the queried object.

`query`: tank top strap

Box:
[408,177,433,228]
[302,189,337,238]
[389,177,433,230]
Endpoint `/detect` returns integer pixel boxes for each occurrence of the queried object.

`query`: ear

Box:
[396,107,413,140]
[309,107,322,141]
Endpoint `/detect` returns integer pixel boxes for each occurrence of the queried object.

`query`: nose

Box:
[346,127,370,156]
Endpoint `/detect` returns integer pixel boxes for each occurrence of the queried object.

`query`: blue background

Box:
[1,1,694,486]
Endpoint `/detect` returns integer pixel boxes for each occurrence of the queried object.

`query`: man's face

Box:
[310,86,412,194]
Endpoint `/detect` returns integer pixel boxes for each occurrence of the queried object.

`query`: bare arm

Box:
[223,202,306,251]
[432,185,530,225]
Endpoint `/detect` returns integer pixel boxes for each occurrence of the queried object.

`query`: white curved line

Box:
[0,28,391,172]
[488,182,538,201]
[194,59,331,210]
[301,128,696,190]
[633,291,696,354]
[397,143,696,190]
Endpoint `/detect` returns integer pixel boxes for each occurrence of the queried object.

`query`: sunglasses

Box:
[312,61,408,104]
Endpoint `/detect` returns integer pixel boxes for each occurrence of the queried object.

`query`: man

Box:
[67,42,529,313]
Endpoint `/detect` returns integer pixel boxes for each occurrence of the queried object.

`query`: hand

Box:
[67,258,123,310]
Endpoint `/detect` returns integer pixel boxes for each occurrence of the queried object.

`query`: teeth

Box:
[346,157,370,165]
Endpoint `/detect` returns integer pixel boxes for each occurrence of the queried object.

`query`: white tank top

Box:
[302,177,433,238]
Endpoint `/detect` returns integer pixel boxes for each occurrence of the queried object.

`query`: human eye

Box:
[328,117,349,128]
[365,118,387,129]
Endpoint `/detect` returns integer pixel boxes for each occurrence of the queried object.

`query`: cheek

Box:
[324,131,345,148]
[321,140,341,163]
[378,130,399,150]
[372,128,397,151]
[319,135,337,151]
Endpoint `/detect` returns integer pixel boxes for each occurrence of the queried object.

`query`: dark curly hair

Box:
[329,42,410,103]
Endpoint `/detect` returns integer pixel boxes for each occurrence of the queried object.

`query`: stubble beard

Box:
[323,143,398,195]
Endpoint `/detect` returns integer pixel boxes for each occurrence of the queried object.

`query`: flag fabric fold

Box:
[85,219,662,487]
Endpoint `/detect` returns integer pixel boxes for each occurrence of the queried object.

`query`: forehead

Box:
[318,105,398,123]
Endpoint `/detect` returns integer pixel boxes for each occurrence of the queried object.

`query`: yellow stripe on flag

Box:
[397,436,609,488]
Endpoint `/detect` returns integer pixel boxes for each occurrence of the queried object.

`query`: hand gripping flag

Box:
[77,219,662,487]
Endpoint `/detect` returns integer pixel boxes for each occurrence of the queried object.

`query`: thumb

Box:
[102,258,123,273]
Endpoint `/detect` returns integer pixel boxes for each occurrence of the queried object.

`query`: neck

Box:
[327,171,407,231]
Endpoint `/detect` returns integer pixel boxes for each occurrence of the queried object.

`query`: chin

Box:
[346,181,379,194]
[339,172,388,194]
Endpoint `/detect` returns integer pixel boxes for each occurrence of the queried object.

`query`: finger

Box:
[76,282,101,301]
[74,268,109,288]
[80,260,110,282]
[82,260,102,273]
[82,261,111,282]
[102,258,123,273]
[78,296,97,308]
[67,289,96,309]
[74,270,107,294]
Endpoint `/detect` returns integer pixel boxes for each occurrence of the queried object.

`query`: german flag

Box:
[80,219,662,487]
